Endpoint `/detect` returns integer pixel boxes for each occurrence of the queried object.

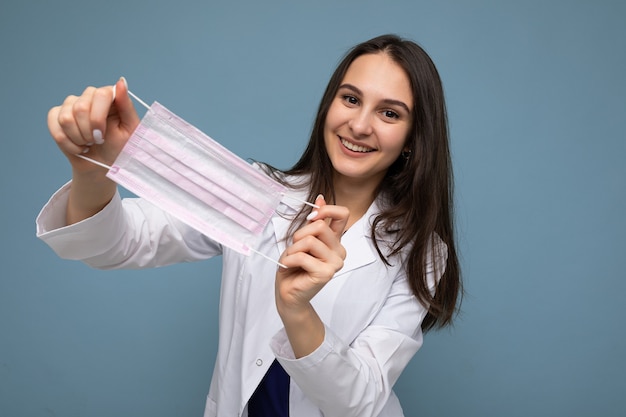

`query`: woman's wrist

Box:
[277,302,325,358]
[66,172,116,225]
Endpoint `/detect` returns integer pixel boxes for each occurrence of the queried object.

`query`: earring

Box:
[401,149,412,160]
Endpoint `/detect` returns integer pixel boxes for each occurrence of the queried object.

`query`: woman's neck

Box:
[333,177,380,231]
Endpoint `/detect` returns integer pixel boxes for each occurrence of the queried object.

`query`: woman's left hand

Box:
[276,195,349,310]
[275,195,349,357]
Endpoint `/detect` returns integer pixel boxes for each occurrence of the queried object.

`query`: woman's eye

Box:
[383,110,400,119]
[343,95,358,105]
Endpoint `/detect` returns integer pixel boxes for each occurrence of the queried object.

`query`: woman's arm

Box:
[273,234,448,417]
[47,77,139,225]
[274,194,349,358]
[36,184,223,269]
[273,269,427,417]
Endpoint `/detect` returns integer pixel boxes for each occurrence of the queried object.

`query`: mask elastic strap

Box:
[127,90,151,111]
[280,193,320,209]
[75,154,112,170]
[248,248,286,269]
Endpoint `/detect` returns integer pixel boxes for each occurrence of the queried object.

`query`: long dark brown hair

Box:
[267,34,461,332]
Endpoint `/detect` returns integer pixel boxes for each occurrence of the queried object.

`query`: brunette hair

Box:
[268,34,461,332]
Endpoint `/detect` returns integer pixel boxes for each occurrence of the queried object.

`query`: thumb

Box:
[306,194,326,222]
[112,77,140,129]
[314,194,326,208]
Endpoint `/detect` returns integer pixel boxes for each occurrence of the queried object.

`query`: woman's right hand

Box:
[47,77,139,176]
[47,77,140,224]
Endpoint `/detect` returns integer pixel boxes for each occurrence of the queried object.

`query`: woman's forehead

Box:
[342,53,413,108]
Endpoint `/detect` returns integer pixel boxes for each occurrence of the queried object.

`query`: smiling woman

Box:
[324,53,414,200]
[274,34,460,333]
[36,34,461,417]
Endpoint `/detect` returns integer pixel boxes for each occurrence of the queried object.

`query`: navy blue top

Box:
[248,359,290,416]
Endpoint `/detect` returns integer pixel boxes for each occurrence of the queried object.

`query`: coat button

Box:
[255,359,263,366]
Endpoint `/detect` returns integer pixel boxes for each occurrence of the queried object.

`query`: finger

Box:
[48,105,88,155]
[305,194,326,221]
[293,219,341,252]
[315,194,326,208]
[287,234,330,258]
[56,95,91,147]
[285,234,345,271]
[280,250,341,279]
[304,203,350,237]
[326,205,350,236]
[90,85,116,144]
[72,86,98,144]
[112,77,140,130]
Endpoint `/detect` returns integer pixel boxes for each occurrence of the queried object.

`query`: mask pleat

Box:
[106,101,288,257]
[140,116,278,222]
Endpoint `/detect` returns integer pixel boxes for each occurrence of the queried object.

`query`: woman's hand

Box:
[47,77,140,224]
[275,194,349,357]
[47,77,139,175]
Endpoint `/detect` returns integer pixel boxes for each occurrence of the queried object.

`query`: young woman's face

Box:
[324,52,413,188]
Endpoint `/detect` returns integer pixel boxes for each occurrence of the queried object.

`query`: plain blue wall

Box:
[1,1,625,416]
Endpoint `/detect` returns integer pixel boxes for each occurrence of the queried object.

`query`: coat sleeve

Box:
[36,182,221,269]
[270,240,448,417]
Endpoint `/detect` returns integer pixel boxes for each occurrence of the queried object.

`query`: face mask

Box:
[78,92,316,268]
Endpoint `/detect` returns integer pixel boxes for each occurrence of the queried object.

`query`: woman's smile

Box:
[324,52,413,186]
[339,136,376,154]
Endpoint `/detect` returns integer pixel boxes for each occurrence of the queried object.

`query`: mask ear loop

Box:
[248,248,287,269]
[127,90,151,111]
[75,154,113,170]
[280,193,319,209]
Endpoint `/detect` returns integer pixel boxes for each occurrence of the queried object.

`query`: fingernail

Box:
[317,194,325,201]
[81,147,90,154]
[120,76,128,89]
[306,210,318,221]
[93,129,104,145]
[86,142,94,146]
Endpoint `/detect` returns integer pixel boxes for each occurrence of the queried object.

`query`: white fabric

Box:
[36,179,447,417]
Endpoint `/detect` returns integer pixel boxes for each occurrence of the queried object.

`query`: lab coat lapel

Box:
[335,223,376,276]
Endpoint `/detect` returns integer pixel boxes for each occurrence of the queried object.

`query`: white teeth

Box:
[341,138,374,153]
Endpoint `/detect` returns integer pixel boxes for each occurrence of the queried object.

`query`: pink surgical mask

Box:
[78,92,316,267]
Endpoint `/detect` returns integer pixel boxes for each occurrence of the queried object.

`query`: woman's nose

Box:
[348,110,373,137]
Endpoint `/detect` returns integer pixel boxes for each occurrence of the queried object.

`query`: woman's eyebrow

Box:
[338,83,411,114]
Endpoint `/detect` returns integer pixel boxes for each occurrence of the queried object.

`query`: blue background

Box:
[1,1,625,416]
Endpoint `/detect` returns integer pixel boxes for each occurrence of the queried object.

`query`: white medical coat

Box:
[36,181,446,417]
